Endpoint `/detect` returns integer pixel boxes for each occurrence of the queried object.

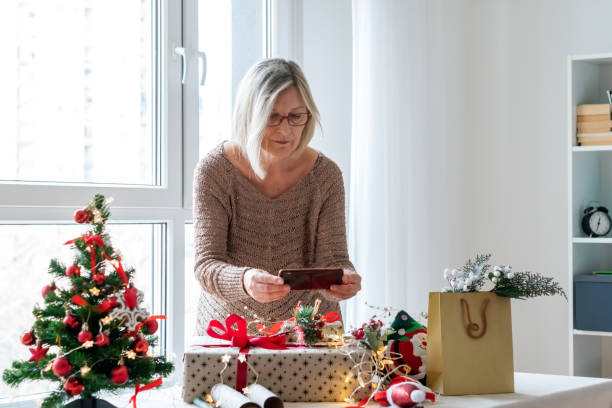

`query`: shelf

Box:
[573,237,612,243]
[573,329,612,337]
[573,146,612,152]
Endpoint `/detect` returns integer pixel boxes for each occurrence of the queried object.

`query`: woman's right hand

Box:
[243,269,290,303]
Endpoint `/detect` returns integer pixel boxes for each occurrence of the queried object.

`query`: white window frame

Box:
[0,0,190,405]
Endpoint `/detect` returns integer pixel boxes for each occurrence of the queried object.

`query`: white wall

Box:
[300,0,612,376]
[465,0,612,375]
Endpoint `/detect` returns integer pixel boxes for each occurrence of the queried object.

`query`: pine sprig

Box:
[493,271,568,300]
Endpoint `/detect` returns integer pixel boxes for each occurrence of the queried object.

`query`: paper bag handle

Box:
[460,297,490,339]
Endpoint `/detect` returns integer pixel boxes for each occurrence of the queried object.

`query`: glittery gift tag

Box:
[182,336,370,403]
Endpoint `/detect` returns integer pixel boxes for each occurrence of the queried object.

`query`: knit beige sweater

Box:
[193,143,355,334]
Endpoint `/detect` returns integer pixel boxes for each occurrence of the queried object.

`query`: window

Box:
[0,0,270,404]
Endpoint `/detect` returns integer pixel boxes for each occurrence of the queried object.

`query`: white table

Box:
[103,372,612,408]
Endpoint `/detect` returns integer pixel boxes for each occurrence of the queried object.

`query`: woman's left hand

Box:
[324,270,362,300]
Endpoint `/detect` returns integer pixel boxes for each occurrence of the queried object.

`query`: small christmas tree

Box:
[2,194,173,408]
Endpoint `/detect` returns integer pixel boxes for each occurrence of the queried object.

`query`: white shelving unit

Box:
[568,53,612,378]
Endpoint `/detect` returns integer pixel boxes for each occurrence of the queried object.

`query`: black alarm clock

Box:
[582,205,612,237]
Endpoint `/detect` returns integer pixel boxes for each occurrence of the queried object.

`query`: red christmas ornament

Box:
[63,314,80,329]
[42,282,56,298]
[77,330,93,343]
[28,343,50,363]
[92,273,106,285]
[95,332,110,347]
[124,287,138,309]
[110,365,129,385]
[20,331,35,345]
[372,377,436,408]
[134,338,149,354]
[52,357,72,377]
[144,319,158,335]
[66,263,81,277]
[73,209,91,224]
[64,377,84,396]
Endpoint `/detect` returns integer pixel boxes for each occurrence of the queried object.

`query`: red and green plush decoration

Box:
[384,311,427,381]
[2,194,173,408]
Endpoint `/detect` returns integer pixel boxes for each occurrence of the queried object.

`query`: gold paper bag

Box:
[426,291,514,395]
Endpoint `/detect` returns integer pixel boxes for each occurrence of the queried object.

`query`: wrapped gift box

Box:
[182,336,369,403]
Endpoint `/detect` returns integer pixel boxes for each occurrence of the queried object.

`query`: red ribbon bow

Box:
[64,233,106,273]
[103,253,128,286]
[129,377,162,408]
[204,314,288,390]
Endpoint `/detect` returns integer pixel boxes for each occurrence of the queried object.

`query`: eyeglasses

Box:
[266,112,310,127]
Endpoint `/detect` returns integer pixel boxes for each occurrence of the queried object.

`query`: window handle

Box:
[174,46,187,84]
[197,51,207,86]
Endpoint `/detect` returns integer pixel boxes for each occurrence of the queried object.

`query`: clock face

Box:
[589,211,611,236]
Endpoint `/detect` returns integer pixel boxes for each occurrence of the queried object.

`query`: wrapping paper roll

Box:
[245,384,283,408]
[211,384,260,408]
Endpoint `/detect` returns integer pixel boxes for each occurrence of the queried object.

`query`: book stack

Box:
[577,104,612,146]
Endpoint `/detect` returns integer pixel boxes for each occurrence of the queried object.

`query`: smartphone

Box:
[278,267,343,290]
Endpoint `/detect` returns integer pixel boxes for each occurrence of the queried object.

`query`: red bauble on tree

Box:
[64,377,84,396]
[134,338,149,355]
[20,331,35,345]
[66,263,81,277]
[110,365,128,385]
[63,313,80,329]
[42,282,56,298]
[144,319,158,335]
[124,286,138,309]
[77,330,92,343]
[52,357,72,377]
[92,273,106,285]
[73,209,91,224]
[95,332,110,347]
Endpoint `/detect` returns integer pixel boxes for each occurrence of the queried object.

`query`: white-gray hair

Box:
[233,58,320,178]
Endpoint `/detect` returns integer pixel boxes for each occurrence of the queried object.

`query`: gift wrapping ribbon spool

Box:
[460,297,490,339]
[202,314,289,391]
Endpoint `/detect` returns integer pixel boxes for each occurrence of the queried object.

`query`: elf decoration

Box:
[385,311,427,381]
[2,194,173,408]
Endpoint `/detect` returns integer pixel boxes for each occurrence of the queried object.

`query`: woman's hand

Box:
[243,268,290,303]
[324,269,362,301]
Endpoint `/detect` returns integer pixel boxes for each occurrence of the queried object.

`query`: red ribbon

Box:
[204,314,289,391]
[64,233,106,273]
[71,295,88,306]
[129,377,162,408]
[97,296,117,313]
[103,253,128,286]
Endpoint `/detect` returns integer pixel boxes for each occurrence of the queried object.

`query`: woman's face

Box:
[261,86,309,160]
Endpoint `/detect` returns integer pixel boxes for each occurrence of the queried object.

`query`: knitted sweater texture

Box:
[192,143,354,334]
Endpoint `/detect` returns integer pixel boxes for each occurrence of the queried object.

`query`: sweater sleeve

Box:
[192,154,252,302]
[314,161,356,273]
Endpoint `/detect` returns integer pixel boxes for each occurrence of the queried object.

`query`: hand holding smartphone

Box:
[277,267,343,290]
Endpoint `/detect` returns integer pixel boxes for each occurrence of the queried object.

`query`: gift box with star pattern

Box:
[182,336,369,403]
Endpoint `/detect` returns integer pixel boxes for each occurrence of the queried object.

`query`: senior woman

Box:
[193,58,361,332]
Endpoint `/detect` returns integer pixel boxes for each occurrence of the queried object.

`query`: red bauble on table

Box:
[144,319,158,335]
[134,338,149,354]
[52,357,72,377]
[95,332,110,347]
[63,314,80,329]
[77,330,93,343]
[66,263,81,277]
[110,365,128,385]
[20,331,35,345]
[64,377,84,396]
[73,209,91,224]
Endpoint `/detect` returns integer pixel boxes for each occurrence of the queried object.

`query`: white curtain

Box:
[345,0,432,327]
